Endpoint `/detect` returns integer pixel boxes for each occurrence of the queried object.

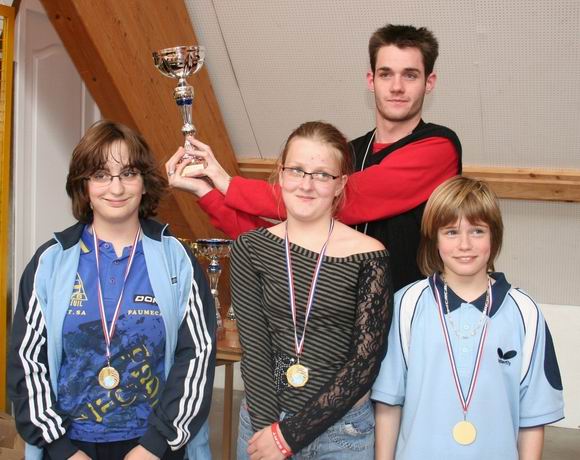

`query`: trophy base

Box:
[182,162,205,176]
[224,318,237,331]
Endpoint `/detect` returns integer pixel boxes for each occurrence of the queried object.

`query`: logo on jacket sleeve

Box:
[497,347,517,366]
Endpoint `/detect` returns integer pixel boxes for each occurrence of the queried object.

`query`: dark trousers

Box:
[44,438,186,460]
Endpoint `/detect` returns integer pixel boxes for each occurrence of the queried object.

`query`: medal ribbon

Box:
[432,274,492,417]
[93,227,141,362]
[284,219,334,358]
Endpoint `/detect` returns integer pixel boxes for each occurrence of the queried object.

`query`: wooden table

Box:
[216,321,242,460]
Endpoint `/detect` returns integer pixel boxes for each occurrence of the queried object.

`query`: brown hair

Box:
[369,24,439,75]
[418,176,504,276]
[272,121,353,215]
[66,120,168,223]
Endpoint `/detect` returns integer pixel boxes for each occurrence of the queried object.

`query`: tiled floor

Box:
[209,389,579,459]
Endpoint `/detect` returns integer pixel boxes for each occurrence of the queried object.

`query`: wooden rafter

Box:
[40,0,240,239]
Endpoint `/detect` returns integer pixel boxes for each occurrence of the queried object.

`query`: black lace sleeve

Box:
[279,255,393,452]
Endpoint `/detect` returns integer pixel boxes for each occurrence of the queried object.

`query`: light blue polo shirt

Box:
[371,273,564,460]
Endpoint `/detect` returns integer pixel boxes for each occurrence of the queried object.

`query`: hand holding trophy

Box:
[153,45,206,176]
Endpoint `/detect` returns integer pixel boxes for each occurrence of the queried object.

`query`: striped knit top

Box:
[230,227,393,452]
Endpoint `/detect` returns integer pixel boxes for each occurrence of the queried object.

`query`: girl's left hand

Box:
[123,445,160,460]
[247,427,286,460]
[184,136,232,194]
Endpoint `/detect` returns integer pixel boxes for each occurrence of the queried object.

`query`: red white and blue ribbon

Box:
[93,227,141,362]
[432,274,492,418]
[284,219,334,358]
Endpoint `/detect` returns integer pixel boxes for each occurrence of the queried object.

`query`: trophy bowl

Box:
[153,45,205,80]
[153,45,206,175]
[196,238,232,262]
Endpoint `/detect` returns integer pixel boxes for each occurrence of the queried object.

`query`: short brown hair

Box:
[369,24,439,74]
[66,120,168,223]
[418,176,503,276]
[274,121,353,215]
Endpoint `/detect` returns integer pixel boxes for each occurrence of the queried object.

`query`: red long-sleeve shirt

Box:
[198,136,458,238]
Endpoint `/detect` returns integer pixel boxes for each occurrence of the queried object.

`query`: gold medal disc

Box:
[286,364,309,388]
[452,420,477,445]
[98,366,120,390]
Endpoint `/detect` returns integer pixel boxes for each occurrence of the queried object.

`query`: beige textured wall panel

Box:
[497,200,580,306]
[469,1,580,168]
[187,1,580,168]
[184,0,260,156]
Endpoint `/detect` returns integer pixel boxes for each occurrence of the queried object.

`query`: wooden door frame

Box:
[0,4,15,412]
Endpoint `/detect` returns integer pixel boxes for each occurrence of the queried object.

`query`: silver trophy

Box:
[153,45,206,175]
[195,239,235,336]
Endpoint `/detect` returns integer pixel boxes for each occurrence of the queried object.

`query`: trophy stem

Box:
[208,259,225,339]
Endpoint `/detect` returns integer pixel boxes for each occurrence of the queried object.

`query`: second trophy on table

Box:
[195,239,235,338]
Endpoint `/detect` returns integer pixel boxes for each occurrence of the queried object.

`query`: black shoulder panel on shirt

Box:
[349,121,462,173]
[544,323,563,390]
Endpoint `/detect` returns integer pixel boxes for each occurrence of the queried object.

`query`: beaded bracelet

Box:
[271,422,292,457]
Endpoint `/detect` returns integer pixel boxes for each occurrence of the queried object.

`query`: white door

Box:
[12,0,100,308]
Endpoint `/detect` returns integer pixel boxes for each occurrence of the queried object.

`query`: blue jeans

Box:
[237,398,374,459]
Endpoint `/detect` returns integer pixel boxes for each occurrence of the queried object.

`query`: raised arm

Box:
[166,143,273,238]
[340,136,458,223]
[223,137,458,224]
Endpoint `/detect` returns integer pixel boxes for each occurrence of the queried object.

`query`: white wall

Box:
[543,304,580,429]
[12,0,100,301]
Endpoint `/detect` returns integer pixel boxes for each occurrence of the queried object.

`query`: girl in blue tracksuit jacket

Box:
[8,120,216,460]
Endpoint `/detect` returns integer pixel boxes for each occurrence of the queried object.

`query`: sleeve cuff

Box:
[139,425,168,459]
[520,408,565,428]
[370,389,405,406]
[197,188,224,211]
[278,421,299,456]
[44,435,78,459]
[224,176,249,207]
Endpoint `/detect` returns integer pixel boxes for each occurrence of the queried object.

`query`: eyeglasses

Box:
[87,169,142,185]
[281,167,339,183]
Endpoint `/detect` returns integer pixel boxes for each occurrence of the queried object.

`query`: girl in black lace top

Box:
[230,121,393,459]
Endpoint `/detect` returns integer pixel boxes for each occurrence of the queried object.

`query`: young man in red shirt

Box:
[166,24,461,290]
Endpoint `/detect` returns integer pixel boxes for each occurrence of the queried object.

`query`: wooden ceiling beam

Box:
[39,0,240,239]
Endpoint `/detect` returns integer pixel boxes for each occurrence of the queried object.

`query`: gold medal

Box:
[286,363,309,388]
[452,420,477,445]
[98,366,120,390]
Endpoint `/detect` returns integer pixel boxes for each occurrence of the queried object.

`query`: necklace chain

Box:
[443,277,491,340]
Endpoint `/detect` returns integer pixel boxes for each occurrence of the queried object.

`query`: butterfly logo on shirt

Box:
[497,348,517,366]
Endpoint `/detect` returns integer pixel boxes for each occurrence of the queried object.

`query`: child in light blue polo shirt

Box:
[372,176,564,460]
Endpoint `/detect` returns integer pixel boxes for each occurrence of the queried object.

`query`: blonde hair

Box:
[270,121,353,216]
[418,176,503,276]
